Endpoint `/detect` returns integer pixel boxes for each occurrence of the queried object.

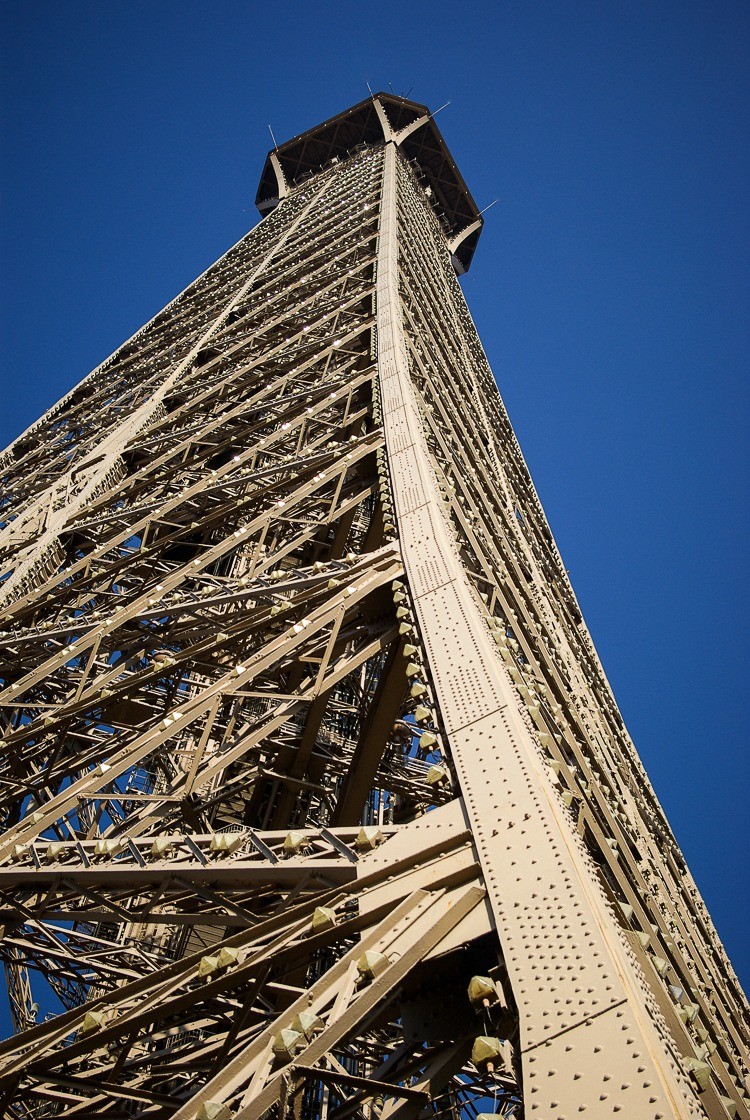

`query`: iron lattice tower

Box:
[0,95,747,1120]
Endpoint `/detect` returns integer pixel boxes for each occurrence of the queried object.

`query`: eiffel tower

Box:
[0,93,747,1120]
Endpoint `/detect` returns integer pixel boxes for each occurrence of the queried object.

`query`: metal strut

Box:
[375,138,698,1120]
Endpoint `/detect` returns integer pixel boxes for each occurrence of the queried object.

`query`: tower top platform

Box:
[256,93,483,270]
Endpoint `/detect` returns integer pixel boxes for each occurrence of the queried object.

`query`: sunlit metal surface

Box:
[0,94,747,1120]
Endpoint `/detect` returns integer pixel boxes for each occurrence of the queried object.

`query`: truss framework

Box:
[0,93,748,1120]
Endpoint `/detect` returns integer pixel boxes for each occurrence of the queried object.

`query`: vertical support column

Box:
[375,139,698,1120]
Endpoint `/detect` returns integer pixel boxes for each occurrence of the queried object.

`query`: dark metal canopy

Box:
[256,93,483,271]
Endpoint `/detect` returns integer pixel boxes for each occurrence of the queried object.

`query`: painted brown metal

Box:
[0,94,747,1119]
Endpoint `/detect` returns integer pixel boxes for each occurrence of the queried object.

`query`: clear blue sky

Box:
[1,0,748,991]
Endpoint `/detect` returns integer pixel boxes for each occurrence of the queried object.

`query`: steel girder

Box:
[0,94,748,1120]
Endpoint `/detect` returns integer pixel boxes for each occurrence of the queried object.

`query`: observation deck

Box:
[256,93,483,272]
